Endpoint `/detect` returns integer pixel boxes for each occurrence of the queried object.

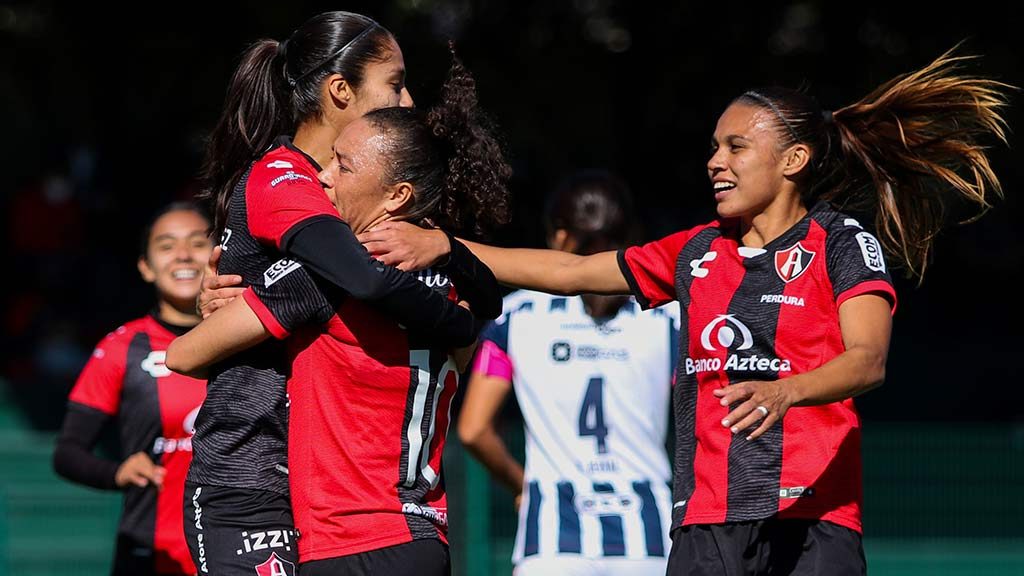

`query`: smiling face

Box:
[706,103,793,220]
[137,210,213,311]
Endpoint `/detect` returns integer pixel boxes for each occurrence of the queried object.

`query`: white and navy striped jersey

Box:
[477,291,678,563]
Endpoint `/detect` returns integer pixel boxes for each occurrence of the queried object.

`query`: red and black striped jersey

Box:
[283,269,460,563]
[188,136,337,496]
[69,315,206,575]
[618,202,896,534]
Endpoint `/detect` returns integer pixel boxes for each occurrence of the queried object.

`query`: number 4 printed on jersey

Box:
[578,377,609,454]
[404,350,459,488]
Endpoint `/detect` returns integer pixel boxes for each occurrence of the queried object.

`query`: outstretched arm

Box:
[461,240,628,296]
[358,221,630,296]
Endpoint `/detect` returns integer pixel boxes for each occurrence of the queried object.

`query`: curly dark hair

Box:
[362,47,511,237]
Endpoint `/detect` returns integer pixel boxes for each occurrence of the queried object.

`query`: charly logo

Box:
[699,314,753,352]
[551,341,572,362]
[141,351,171,378]
[689,251,717,278]
[254,552,295,576]
[266,160,293,170]
[774,242,816,283]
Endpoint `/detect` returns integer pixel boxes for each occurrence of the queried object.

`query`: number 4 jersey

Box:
[477,291,679,563]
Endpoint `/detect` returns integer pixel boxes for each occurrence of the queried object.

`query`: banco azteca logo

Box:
[699,314,754,352]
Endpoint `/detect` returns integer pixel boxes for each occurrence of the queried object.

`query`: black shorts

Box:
[666,519,865,576]
[300,539,450,576]
[110,533,190,576]
[183,483,299,575]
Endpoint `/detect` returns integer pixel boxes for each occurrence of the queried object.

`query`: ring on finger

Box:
[755,405,769,418]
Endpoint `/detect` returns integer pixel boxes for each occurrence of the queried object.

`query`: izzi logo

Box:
[238,529,295,556]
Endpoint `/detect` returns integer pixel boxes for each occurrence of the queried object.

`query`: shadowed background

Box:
[1,1,1021,574]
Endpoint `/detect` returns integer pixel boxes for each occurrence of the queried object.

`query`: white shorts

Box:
[514,556,667,576]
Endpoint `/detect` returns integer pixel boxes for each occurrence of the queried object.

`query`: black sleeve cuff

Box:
[616,248,651,309]
[439,236,503,320]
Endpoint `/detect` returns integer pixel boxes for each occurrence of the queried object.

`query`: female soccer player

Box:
[178,11,501,576]
[54,203,212,576]
[170,54,510,575]
[359,49,1011,574]
[459,171,678,575]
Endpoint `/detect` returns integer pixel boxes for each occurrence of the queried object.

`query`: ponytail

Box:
[199,11,395,241]
[199,40,291,240]
[736,45,1012,278]
[830,47,1011,277]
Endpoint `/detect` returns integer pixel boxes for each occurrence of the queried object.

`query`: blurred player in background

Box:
[53,203,212,576]
[459,171,678,576]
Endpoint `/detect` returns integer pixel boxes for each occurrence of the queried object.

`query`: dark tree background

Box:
[2,0,1020,426]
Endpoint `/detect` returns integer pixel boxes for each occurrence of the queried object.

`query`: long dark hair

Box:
[545,170,638,253]
[735,46,1011,278]
[200,11,394,239]
[362,49,511,237]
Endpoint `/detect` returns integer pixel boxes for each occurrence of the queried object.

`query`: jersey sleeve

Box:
[471,339,514,381]
[479,313,510,352]
[617,230,692,309]
[243,264,339,340]
[825,222,897,312]
[68,329,131,415]
[245,159,341,249]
